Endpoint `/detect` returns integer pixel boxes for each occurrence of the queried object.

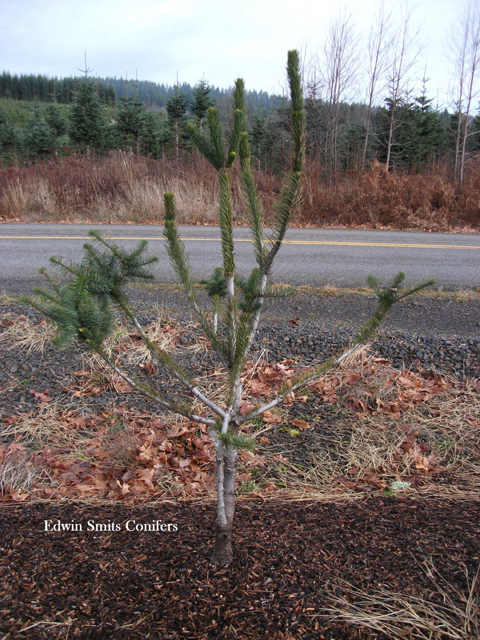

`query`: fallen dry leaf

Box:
[291,419,310,430]
[112,379,133,394]
[263,482,278,492]
[166,424,190,438]
[347,396,367,412]
[137,468,155,490]
[343,372,361,385]
[139,363,156,376]
[296,395,309,403]
[30,390,53,405]
[262,410,282,425]
[10,489,29,502]
[240,401,255,415]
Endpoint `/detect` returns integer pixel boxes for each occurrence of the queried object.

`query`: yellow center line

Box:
[1,236,479,250]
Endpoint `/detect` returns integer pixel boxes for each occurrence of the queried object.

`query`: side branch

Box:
[163,192,230,366]
[238,343,360,424]
[240,272,435,425]
[116,297,226,419]
[94,346,215,426]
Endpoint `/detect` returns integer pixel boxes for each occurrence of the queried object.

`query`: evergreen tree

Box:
[344,121,366,171]
[0,111,19,161]
[115,77,166,156]
[304,86,327,161]
[25,101,54,158]
[263,96,292,172]
[469,111,480,154]
[116,77,145,152]
[376,87,446,171]
[192,78,214,128]
[166,81,188,157]
[139,110,163,157]
[69,76,107,152]
[44,103,67,156]
[410,89,447,167]
[251,107,267,167]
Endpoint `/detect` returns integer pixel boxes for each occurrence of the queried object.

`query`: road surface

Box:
[1,224,479,294]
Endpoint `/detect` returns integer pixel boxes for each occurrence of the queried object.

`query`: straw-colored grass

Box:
[252,352,480,501]
[1,307,478,502]
[0,404,94,451]
[0,314,55,353]
[0,450,41,497]
[316,562,479,639]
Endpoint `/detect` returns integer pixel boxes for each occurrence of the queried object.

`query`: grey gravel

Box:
[1,287,478,422]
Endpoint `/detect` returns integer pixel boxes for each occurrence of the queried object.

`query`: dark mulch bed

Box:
[1,499,479,639]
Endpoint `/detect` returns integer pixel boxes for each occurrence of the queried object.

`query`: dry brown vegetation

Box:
[1,152,479,230]
[1,316,479,504]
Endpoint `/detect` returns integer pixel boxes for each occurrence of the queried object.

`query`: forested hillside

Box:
[0,57,479,230]
[0,71,276,112]
[0,71,284,161]
[1,71,479,172]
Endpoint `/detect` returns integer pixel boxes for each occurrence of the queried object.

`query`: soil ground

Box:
[0,288,479,639]
[1,500,479,639]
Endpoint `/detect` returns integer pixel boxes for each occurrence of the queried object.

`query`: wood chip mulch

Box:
[1,498,479,639]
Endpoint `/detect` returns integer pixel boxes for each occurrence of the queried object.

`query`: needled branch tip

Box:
[354,272,435,344]
[287,50,303,114]
[164,192,175,221]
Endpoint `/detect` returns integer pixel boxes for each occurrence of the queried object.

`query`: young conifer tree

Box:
[24,51,433,566]
[69,76,107,153]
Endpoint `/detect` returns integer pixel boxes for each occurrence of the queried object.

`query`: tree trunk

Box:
[211,521,234,566]
[211,443,238,565]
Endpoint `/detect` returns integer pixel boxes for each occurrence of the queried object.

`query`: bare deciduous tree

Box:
[384,3,423,172]
[447,0,480,184]
[361,0,393,173]
[308,8,360,182]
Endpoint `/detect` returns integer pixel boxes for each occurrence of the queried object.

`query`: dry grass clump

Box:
[84,315,207,374]
[0,314,55,353]
[2,177,58,220]
[101,428,138,467]
[0,449,41,497]
[448,288,478,302]
[0,405,93,451]
[0,152,222,223]
[155,467,192,500]
[318,562,479,640]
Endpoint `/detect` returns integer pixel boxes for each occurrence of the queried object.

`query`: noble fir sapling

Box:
[24,51,434,566]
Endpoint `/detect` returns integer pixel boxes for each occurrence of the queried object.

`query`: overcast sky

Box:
[0,0,467,107]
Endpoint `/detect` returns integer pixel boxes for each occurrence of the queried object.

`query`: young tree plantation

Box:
[24,51,434,565]
[1,0,480,178]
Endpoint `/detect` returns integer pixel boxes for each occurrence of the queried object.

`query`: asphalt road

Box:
[1,224,479,294]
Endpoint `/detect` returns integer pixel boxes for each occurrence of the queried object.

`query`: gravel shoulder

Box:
[1,287,479,419]
[126,285,480,337]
